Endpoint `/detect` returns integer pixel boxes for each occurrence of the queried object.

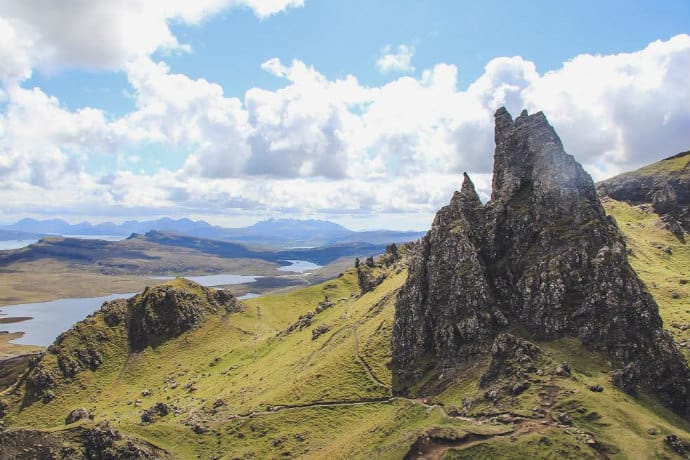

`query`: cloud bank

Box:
[0,1,688,229]
[0,0,304,81]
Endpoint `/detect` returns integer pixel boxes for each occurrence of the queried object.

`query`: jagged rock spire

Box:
[450,172,482,211]
[493,106,513,145]
[392,108,690,419]
[491,107,584,204]
[461,172,481,205]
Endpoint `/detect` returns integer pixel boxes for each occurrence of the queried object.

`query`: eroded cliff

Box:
[392,108,690,418]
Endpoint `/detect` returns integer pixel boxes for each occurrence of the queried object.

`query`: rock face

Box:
[596,150,690,235]
[65,408,90,425]
[355,244,404,295]
[478,333,541,388]
[23,279,242,403]
[391,108,690,418]
[0,424,172,459]
[128,280,241,350]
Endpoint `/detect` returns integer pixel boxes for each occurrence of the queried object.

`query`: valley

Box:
[1,3,688,458]
[0,233,376,359]
[0,112,688,459]
[0,231,389,305]
[0,232,688,459]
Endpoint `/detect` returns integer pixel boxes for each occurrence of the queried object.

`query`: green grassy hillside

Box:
[596,150,689,203]
[602,198,690,363]
[1,215,690,459]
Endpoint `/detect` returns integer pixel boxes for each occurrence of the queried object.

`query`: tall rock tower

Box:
[392,108,690,418]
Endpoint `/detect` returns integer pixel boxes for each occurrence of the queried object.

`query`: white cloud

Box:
[0,0,304,81]
[522,34,690,178]
[245,58,493,180]
[0,16,38,81]
[0,35,689,226]
[245,59,373,178]
[376,44,415,74]
[467,56,539,117]
[121,57,252,178]
[237,0,304,19]
[0,83,128,188]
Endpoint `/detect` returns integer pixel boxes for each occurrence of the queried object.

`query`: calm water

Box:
[278,260,322,273]
[238,292,260,300]
[0,240,38,250]
[1,293,135,346]
[1,273,260,347]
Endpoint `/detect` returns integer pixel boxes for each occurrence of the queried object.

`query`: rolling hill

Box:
[0,236,688,458]
[597,150,690,236]
[0,112,688,459]
[0,217,425,249]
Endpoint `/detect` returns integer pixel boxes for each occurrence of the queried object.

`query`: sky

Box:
[0,1,688,231]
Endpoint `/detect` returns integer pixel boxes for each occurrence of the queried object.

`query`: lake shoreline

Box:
[0,316,33,324]
[0,258,334,358]
[0,263,320,348]
[0,331,43,360]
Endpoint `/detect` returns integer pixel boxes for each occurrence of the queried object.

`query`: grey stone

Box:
[597,150,690,235]
[65,408,90,424]
[391,108,690,420]
[311,324,330,340]
[141,402,171,424]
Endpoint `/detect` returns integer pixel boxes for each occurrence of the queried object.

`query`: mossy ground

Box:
[622,150,689,177]
[603,198,690,362]
[2,203,690,458]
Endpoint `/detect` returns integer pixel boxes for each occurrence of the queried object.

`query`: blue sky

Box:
[0,0,688,230]
[25,1,690,112]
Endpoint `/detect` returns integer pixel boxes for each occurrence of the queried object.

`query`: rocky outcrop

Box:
[479,333,541,388]
[0,424,172,459]
[22,280,242,403]
[356,257,385,294]
[0,398,8,418]
[280,312,315,336]
[666,434,690,458]
[392,108,690,418]
[356,244,406,295]
[311,324,330,340]
[65,408,90,424]
[24,358,59,402]
[128,279,241,350]
[141,402,171,424]
[597,150,690,235]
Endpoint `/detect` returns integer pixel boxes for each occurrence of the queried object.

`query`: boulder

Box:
[141,402,171,424]
[65,408,90,425]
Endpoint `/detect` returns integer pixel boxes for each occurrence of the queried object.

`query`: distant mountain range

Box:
[0,231,389,269]
[0,217,425,248]
[0,228,46,241]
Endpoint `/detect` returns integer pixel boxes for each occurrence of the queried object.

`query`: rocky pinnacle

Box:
[392,108,690,418]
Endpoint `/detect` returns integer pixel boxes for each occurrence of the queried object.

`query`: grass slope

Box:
[1,212,690,459]
[596,150,690,200]
[603,198,690,363]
